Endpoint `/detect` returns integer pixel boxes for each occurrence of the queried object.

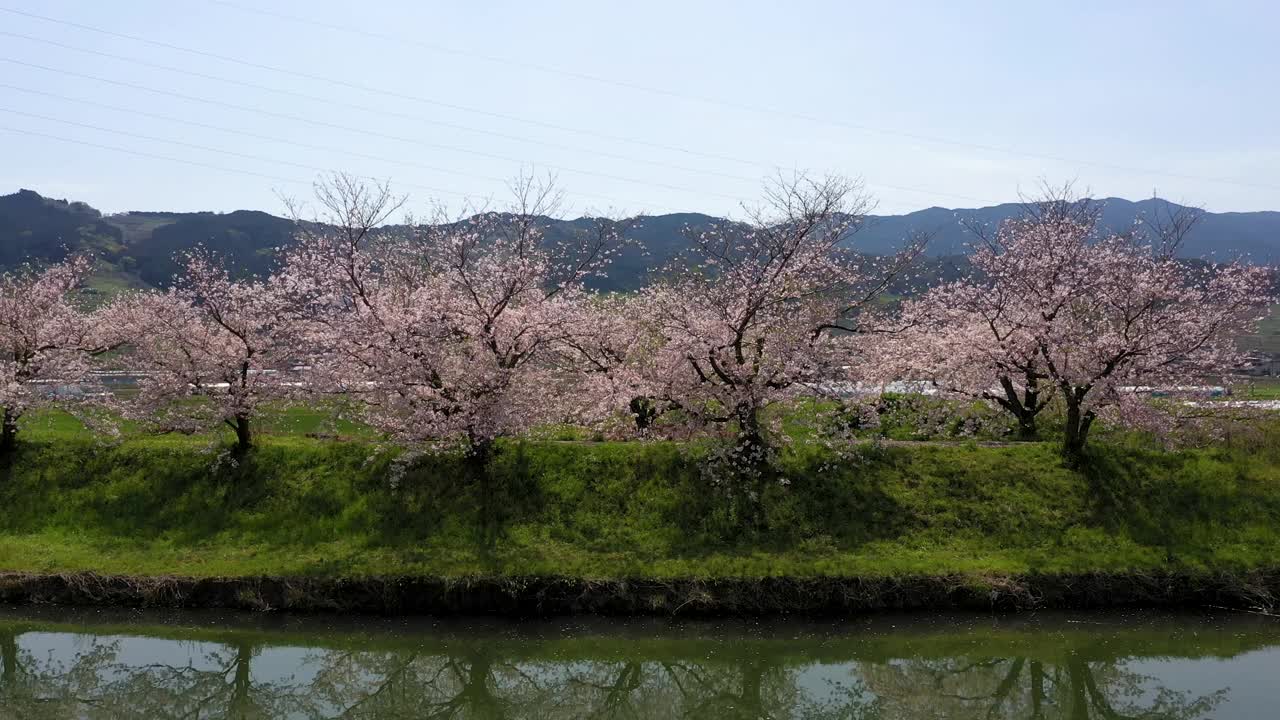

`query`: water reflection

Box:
[856,657,1226,719]
[0,609,1275,719]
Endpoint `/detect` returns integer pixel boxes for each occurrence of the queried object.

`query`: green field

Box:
[19,403,377,443]
[1234,376,1280,399]
[1242,304,1280,355]
[2,408,1279,584]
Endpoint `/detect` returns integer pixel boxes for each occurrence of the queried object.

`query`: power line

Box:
[0,122,682,219]
[0,119,938,219]
[0,106,501,185]
[0,125,717,237]
[0,5,770,170]
[0,56,735,206]
[0,37,1006,208]
[0,105,683,211]
[0,4,1083,203]
[4,83,1003,215]
[2,121,723,222]
[0,84,511,188]
[185,0,1280,193]
[0,5,1106,210]
[0,125,933,243]
[0,124,309,186]
[0,29,764,186]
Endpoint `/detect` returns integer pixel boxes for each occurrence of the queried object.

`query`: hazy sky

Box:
[1,0,1277,217]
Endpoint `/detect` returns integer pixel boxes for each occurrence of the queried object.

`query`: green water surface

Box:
[0,607,1277,718]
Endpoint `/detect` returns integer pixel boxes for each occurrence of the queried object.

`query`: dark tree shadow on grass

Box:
[365,442,546,570]
[1075,444,1272,564]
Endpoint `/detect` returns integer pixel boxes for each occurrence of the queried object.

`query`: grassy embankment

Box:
[2,406,1279,595]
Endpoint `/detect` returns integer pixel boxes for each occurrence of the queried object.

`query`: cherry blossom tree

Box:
[114,251,300,451]
[553,293,664,434]
[0,255,118,453]
[634,174,925,465]
[894,189,1275,458]
[282,173,634,471]
[885,279,1053,440]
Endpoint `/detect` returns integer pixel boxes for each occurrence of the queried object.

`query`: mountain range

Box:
[2,188,1277,294]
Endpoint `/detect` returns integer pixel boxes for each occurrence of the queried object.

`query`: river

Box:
[0,606,1277,718]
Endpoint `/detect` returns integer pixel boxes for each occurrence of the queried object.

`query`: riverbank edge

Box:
[1,569,1276,616]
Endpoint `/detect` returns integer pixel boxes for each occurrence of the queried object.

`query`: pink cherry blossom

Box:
[885,189,1275,457]
[111,251,301,450]
[280,173,635,465]
[625,174,926,458]
[0,255,123,451]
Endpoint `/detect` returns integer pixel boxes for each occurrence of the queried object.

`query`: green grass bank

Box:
[1,430,1279,614]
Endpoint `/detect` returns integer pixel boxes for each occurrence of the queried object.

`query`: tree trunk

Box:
[1030,660,1045,720]
[229,640,253,718]
[1015,411,1038,441]
[988,657,1025,715]
[466,655,500,714]
[629,396,657,432]
[0,630,17,688]
[470,438,494,505]
[0,408,17,455]
[729,402,772,532]
[1062,397,1094,462]
[735,402,766,467]
[998,375,1040,440]
[442,653,503,716]
[1021,372,1042,439]
[467,432,500,549]
[466,433,493,482]
[1067,659,1090,720]
[739,661,766,718]
[233,413,252,452]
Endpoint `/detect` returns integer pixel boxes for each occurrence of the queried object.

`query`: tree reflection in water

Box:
[0,613,1268,719]
[855,655,1224,719]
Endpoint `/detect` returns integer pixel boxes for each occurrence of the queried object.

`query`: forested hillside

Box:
[2,188,1276,293]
